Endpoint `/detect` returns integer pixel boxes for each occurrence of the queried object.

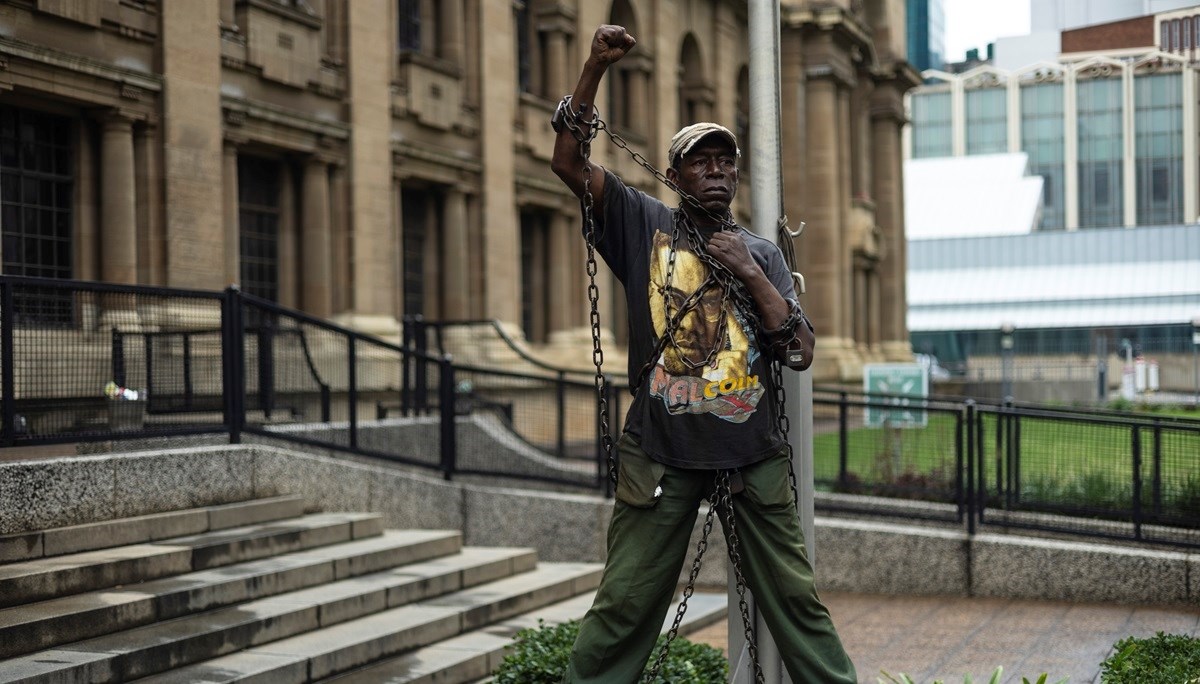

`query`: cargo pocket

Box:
[615,434,667,509]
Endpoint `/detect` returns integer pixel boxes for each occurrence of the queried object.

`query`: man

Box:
[550,24,857,683]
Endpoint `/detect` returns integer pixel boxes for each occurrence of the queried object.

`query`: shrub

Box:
[1099,632,1200,683]
[492,619,728,683]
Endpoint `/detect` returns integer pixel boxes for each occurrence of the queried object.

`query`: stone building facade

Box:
[0,0,916,382]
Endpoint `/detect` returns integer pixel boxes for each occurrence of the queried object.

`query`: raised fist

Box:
[590,24,636,65]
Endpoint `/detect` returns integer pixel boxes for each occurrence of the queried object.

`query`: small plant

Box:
[1099,632,1200,683]
[879,668,1067,684]
[492,619,727,683]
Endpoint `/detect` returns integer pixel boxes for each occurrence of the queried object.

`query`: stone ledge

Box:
[2,443,1195,607]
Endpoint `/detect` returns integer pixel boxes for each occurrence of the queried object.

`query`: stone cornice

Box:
[392,139,483,176]
[0,36,162,93]
[241,0,323,30]
[221,95,350,140]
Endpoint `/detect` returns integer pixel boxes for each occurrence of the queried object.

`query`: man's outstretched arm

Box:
[550,24,636,202]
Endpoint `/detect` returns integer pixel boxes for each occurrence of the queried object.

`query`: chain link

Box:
[644,484,719,681]
[720,470,766,684]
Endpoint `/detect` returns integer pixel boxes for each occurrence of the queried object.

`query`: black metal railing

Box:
[2,275,1197,548]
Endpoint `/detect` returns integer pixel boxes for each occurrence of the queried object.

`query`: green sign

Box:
[863,364,928,428]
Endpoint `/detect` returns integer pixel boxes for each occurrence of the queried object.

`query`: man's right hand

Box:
[590,25,636,66]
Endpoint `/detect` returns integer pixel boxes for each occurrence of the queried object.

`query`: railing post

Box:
[965,400,976,536]
[222,286,245,444]
[401,315,413,416]
[1013,412,1022,505]
[556,371,566,459]
[1132,424,1143,541]
[112,328,126,388]
[182,332,193,411]
[348,334,358,451]
[838,391,849,489]
[1152,418,1163,519]
[438,354,456,480]
[1,280,15,446]
[258,316,276,419]
[954,403,965,523]
[414,315,428,414]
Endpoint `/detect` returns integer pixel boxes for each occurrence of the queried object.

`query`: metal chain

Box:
[644,483,719,681]
[719,470,766,684]
[569,115,617,485]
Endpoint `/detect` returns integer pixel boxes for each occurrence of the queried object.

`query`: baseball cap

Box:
[667,122,740,167]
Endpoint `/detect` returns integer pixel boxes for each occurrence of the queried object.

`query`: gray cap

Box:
[667,122,740,167]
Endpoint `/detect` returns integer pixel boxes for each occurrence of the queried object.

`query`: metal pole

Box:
[732,2,798,681]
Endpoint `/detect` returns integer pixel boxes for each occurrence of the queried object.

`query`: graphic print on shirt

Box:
[647,229,764,423]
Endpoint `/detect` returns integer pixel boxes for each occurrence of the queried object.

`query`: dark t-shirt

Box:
[591,170,799,470]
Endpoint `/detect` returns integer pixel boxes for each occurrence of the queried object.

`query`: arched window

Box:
[678,34,709,129]
[607,0,639,129]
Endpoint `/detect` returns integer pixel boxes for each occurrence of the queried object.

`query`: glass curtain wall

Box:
[965,87,1007,155]
[1134,72,1183,225]
[911,90,952,158]
[1020,82,1066,230]
[1077,77,1124,228]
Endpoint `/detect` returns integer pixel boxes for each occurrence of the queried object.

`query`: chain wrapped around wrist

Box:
[762,299,810,366]
[551,95,602,142]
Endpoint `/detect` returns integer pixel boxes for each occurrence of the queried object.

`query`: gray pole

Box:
[730,2,812,682]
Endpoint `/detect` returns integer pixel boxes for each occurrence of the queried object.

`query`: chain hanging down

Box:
[558,95,805,683]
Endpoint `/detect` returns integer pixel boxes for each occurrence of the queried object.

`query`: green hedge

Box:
[1100,632,1200,683]
[492,619,727,683]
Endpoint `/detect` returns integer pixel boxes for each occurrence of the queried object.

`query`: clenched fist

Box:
[590,24,636,66]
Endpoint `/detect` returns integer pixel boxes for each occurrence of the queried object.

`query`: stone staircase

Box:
[0,495,726,683]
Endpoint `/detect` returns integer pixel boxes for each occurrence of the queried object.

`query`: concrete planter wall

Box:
[1,444,1196,606]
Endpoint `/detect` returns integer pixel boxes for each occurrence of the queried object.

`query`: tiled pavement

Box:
[691,591,1200,684]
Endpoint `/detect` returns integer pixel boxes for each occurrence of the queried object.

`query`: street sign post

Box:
[863,363,929,428]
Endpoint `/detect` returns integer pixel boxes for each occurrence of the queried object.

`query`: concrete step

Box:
[0,547,541,683]
[324,591,729,684]
[131,562,603,683]
[0,529,464,659]
[0,496,307,564]
[0,512,383,609]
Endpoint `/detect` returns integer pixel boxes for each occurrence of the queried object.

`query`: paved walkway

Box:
[691,591,1200,684]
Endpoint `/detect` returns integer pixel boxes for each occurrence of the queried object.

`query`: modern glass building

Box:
[906,51,1197,231]
[906,0,946,73]
[904,47,1200,389]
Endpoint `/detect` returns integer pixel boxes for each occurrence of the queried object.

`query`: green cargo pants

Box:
[564,435,857,683]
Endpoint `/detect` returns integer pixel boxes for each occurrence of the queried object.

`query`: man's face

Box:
[651,244,725,375]
[667,136,739,215]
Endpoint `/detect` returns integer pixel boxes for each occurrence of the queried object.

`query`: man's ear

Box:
[666,166,678,184]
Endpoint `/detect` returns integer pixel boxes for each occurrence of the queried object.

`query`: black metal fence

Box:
[3,276,1197,549]
[813,389,1200,548]
[0,277,615,492]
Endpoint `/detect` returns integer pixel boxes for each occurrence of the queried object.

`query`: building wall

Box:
[0,0,917,382]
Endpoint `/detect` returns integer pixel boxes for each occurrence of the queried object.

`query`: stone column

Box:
[301,159,332,317]
[544,29,568,96]
[342,0,400,336]
[547,210,572,334]
[277,162,298,308]
[100,114,138,285]
[161,0,223,290]
[480,0,521,323]
[854,265,868,352]
[442,186,470,319]
[76,122,98,282]
[872,82,913,361]
[439,0,464,65]
[867,268,882,358]
[802,76,850,378]
[134,124,161,285]
[222,143,239,286]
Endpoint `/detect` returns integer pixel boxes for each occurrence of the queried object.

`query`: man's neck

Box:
[681,205,729,235]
